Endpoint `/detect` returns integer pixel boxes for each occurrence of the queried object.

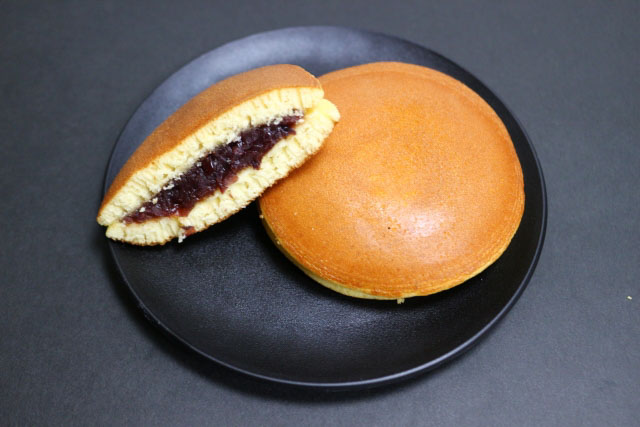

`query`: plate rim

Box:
[103,25,548,390]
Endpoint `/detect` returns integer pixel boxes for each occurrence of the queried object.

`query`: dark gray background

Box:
[1,1,638,425]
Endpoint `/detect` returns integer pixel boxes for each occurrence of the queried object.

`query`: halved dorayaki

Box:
[97,65,340,245]
[259,62,524,301]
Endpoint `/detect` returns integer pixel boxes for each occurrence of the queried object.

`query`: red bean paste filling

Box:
[123,113,302,224]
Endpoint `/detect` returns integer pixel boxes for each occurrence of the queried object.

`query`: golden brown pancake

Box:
[97,64,339,245]
[259,62,524,300]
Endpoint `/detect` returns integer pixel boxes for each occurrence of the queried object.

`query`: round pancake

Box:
[259,62,525,300]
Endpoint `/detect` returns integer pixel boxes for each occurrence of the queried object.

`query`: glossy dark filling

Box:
[123,113,302,224]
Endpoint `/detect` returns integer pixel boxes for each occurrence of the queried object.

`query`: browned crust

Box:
[99,64,320,217]
[259,62,525,299]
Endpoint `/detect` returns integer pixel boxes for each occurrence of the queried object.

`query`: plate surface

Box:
[105,26,546,389]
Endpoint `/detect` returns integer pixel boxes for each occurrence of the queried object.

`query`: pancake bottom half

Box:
[259,62,525,301]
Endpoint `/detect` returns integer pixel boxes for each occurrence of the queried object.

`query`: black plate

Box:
[104,26,546,389]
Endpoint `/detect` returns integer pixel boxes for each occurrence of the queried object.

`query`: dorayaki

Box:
[97,65,340,245]
[259,62,525,301]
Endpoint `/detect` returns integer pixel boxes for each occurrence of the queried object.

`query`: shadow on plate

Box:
[93,224,483,400]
